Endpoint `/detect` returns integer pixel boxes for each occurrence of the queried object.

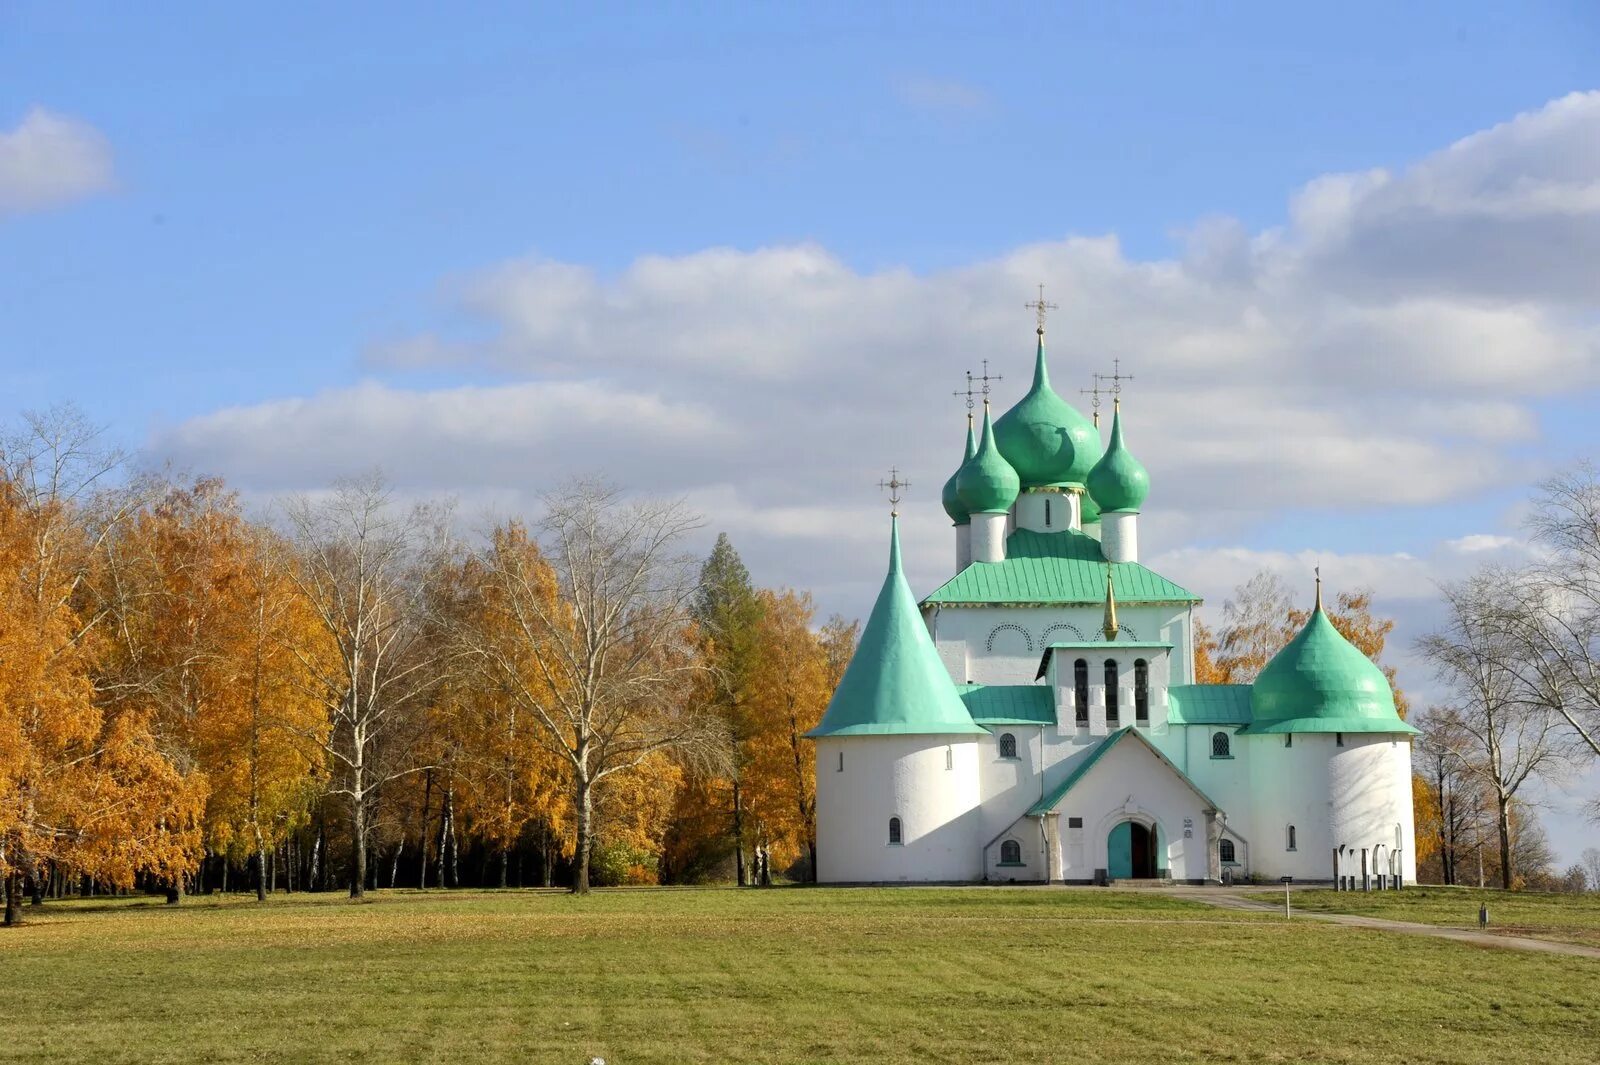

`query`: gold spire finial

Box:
[878,467,910,518]
[1102,565,1120,641]
[1026,282,1057,336]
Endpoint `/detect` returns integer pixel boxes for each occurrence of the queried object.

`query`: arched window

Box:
[1286,825,1297,852]
[1134,659,1150,722]
[836,750,844,772]
[999,839,1022,865]
[1073,659,1089,724]
[1104,660,1120,724]
[1044,498,1052,528]
[1220,839,1236,863]
[945,745,954,770]
[888,817,903,845]
[999,733,1018,759]
[1211,731,1231,758]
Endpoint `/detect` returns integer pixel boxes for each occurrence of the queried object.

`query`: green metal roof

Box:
[922,528,1200,606]
[1241,593,1416,736]
[993,334,1101,488]
[941,417,978,526]
[1085,403,1149,514]
[956,405,1021,515]
[806,517,987,738]
[1167,684,1253,726]
[1028,727,1225,816]
[957,684,1054,725]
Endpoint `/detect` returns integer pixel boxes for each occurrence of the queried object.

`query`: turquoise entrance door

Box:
[1107,821,1155,879]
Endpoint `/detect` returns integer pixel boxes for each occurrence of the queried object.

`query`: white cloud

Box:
[891,75,992,117]
[0,107,115,214]
[152,92,1600,636]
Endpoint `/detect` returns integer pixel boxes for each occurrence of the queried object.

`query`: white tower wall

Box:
[1329,734,1417,884]
[1100,511,1139,563]
[970,513,1008,563]
[954,524,972,570]
[1014,490,1076,534]
[813,735,982,883]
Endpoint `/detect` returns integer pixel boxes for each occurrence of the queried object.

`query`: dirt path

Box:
[1179,888,1600,959]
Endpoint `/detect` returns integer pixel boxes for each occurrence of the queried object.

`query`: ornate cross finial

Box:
[1025,282,1058,336]
[952,360,1003,411]
[1080,378,1109,428]
[1084,359,1135,427]
[878,467,910,517]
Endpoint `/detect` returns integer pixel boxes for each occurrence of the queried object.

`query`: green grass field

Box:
[1252,886,1600,948]
[5,887,1598,1064]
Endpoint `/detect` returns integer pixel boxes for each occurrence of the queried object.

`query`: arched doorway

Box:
[1107,820,1158,879]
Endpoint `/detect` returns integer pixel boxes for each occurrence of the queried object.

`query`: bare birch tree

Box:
[454,480,727,894]
[1417,575,1573,889]
[282,473,453,898]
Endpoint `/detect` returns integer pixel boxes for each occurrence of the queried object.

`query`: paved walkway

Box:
[1177,888,1600,959]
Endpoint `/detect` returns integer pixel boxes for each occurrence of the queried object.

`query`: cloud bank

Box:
[0,107,115,215]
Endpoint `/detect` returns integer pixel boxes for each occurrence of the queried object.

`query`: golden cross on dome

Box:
[878,467,910,516]
[1084,359,1135,427]
[953,360,1003,411]
[1026,282,1058,336]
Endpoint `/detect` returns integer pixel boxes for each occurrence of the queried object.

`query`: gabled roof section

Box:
[957,684,1054,726]
[1167,684,1253,726]
[1027,727,1225,816]
[806,517,986,738]
[922,528,1199,606]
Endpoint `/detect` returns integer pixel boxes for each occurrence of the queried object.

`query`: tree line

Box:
[0,408,854,924]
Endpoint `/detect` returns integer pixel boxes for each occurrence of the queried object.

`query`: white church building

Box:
[807,321,1417,887]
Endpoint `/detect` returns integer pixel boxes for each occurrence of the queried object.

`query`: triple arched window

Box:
[998,733,1018,759]
[1073,659,1089,725]
[999,839,1022,865]
[1104,660,1120,724]
[888,817,903,845]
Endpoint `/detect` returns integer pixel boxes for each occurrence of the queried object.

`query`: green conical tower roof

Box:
[941,415,978,526]
[1246,580,1417,735]
[806,517,985,738]
[956,404,1020,515]
[994,333,1101,488]
[1086,400,1150,513]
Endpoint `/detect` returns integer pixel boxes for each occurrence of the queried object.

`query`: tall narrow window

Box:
[1044,498,1052,527]
[945,745,954,770]
[1286,825,1297,852]
[1134,659,1149,723]
[888,817,902,845]
[1220,839,1236,863]
[837,750,844,772]
[1073,659,1089,725]
[1335,732,1344,747]
[999,733,1018,759]
[1104,660,1120,724]
[1284,733,1293,749]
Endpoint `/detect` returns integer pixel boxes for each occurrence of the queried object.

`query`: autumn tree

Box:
[454,483,727,893]
[284,473,452,898]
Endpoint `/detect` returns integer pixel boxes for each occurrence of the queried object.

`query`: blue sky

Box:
[4,3,1599,859]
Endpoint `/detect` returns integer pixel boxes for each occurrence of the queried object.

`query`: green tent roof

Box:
[993,334,1101,488]
[1241,593,1416,736]
[1028,727,1224,816]
[956,405,1020,515]
[922,528,1199,606]
[1085,403,1149,514]
[957,684,1055,726]
[1167,684,1253,726]
[941,417,978,526]
[807,518,986,738]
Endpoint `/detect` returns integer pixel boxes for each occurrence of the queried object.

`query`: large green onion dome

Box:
[1085,401,1150,513]
[1246,582,1417,735]
[956,404,1020,515]
[994,334,1101,488]
[941,416,978,526]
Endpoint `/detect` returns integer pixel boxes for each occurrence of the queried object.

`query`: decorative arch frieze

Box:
[986,623,1034,654]
[1040,623,1085,644]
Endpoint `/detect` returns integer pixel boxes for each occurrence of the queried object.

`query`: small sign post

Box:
[1281,876,1294,919]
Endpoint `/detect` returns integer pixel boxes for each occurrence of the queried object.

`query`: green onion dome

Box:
[994,334,1101,488]
[1247,582,1415,735]
[1080,490,1101,525]
[941,416,978,526]
[956,404,1020,515]
[1085,402,1149,513]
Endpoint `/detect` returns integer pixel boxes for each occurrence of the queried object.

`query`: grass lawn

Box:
[4,887,1598,1065]
[1251,886,1600,948]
